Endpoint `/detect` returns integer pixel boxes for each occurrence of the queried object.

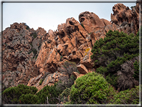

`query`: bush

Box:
[32,33,37,38]
[109,85,140,104]
[133,60,139,81]
[58,88,71,103]
[32,48,37,56]
[39,79,43,85]
[56,75,76,92]
[36,83,61,104]
[91,30,139,89]
[2,84,38,104]
[105,74,118,88]
[70,72,116,104]
[19,94,39,104]
[26,26,30,30]
[60,55,63,61]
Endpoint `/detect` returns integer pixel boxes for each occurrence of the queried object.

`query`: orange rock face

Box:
[77,64,88,74]
[2,2,141,92]
[79,11,105,33]
[111,3,140,34]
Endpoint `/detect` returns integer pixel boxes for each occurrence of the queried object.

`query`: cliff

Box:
[2,1,141,104]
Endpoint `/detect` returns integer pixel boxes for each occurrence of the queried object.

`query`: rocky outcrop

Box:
[79,11,105,33]
[2,2,140,92]
[117,56,139,91]
[2,23,45,90]
[111,2,140,34]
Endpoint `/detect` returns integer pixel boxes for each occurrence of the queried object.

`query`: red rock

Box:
[77,64,88,74]
[111,3,139,34]
[79,11,105,33]
[101,18,111,26]
[2,2,140,92]
[80,47,94,68]
[72,72,80,78]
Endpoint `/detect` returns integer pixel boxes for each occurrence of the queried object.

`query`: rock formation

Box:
[2,1,141,92]
[111,2,140,34]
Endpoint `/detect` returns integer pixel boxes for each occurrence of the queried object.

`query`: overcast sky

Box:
[2,0,137,32]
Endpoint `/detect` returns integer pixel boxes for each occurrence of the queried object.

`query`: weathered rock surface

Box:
[111,2,140,34]
[2,23,44,90]
[2,2,140,92]
[117,56,139,91]
[77,64,88,74]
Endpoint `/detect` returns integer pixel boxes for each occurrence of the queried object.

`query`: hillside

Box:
[2,1,141,105]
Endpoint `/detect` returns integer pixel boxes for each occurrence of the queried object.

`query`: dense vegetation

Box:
[70,72,116,104]
[2,30,140,104]
[109,85,140,104]
[91,30,139,89]
[69,72,140,104]
[2,61,78,104]
[2,72,140,104]
[2,84,38,104]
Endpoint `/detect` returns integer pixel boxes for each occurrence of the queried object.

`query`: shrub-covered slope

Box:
[91,30,139,91]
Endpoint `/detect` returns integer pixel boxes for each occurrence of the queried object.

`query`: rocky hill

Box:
[2,1,141,104]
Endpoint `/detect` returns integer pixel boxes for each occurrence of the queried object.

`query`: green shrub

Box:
[59,88,71,103]
[91,30,139,89]
[36,83,61,104]
[29,42,33,47]
[32,48,37,56]
[60,55,63,61]
[70,72,116,104]
[39,79,43,85]
[105,74,118,88]
[19,93,39,104]
[32,33,37,38]
[56,75,76,93]
[109,85,140,104]
[26,26,30,30]
[2,84,38,104]
[133,60,139,81]
[81,23,84,28]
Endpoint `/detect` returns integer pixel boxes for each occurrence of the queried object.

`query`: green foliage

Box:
[32,48,37,56]
[31,33,37,38]
[63,61,79,75]
[39,79,43,85]
[56,74,76,93]
[38,44,41,50]
[133,60,139,81]
[59,88,71,103]
[105,74,118,88]
[2,84,38,104]
[36,83,61,104]
[28,48,37,57]
[88,32,93,35]
[81,23,84,28]
[19,94,39,104]
[26,26,30,30]
[91,30,139,89]
[136,25,142,37]
[109,85,140,104]
[70,72,116,104]
[60,55,63,61]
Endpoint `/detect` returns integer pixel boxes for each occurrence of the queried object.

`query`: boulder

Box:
[77,64,88,74]
[80,47,94,68]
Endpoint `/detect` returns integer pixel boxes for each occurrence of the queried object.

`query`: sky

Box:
[2,0,137,32]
